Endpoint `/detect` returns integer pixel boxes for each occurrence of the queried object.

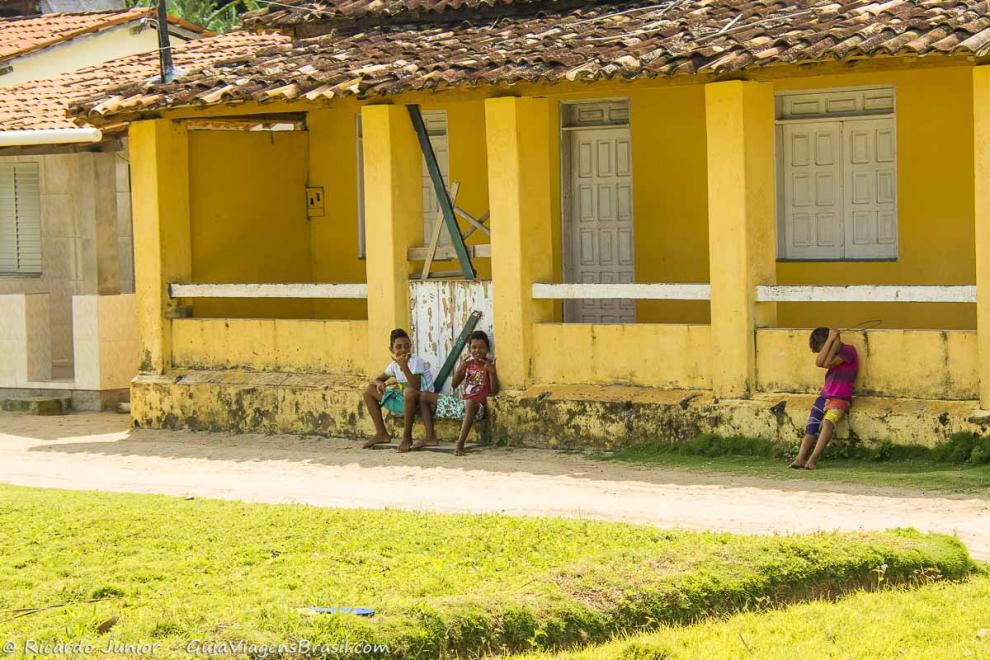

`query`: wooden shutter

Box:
[781,122,843,260]
[0,162,41,274]
[843,118,897,260]
[419,111,449,245]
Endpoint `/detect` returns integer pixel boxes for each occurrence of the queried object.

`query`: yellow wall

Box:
[531,323,712,388]
[773,66,977,330]
[756,328,978,400]
[188,130,313,318]
[171,318,368,374]
[307,104,369,320]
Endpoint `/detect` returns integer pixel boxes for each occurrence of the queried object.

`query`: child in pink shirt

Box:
[790,327,859,470]
[414,331,499,456]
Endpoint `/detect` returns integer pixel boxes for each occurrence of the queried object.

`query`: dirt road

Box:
[1,412,988,559]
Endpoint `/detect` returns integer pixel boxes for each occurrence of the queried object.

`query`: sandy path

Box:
[1,412,988,560]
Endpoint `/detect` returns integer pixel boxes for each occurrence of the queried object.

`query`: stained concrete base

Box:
[132,371,987,449]
[0,387,128,412]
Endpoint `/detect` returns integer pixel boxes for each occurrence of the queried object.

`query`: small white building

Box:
[0,6,213,409]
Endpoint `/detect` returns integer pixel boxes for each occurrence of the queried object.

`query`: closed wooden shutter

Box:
[0,162,41,274]
[843,119,897,260]
[781,122,843,260]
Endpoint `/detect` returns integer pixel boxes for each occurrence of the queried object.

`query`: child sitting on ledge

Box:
[790,326,859,471]
[410,330,499,456]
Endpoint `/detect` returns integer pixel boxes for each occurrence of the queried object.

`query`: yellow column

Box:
[705,81,777,398]
[361,104,422,373]
[485,97,555,388]
[129,119,191,374]
[974,67,990,408]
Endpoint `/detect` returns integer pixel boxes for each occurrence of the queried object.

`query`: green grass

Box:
[0,485,975,658]
[601,434,990,497]
[520,574,990,659]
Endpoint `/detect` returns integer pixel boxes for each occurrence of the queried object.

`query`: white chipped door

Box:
[566,127,635,323]
[781,122,843,260]
[843,119,897,259]
[420,112,450,245]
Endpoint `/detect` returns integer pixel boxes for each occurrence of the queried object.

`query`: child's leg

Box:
[413,392,440,449]
[455,399,481,456]
[362,384,390,449]
[792,396,825,468]
[805,421,834,469]
[791,435,816,468]
[398,387,421,452]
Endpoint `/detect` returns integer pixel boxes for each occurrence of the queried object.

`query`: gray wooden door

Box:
[565,126,635,323]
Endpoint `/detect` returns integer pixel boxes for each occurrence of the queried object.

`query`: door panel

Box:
[565,125,635,323]
[781,122,843,259]
[843,118,897,259]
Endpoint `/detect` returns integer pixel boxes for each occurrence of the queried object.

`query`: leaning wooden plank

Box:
[454,207,491,237]
[408,244,492,261]
[422,182,460,281]
[408,104,475,279]
[169,283,368,299]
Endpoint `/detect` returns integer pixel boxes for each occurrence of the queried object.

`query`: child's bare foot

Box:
[803,462,817,470]
[397,438,413,453]
[789,461,805,469]
[454,444,466,456]
[363,434,391,449]
[412,437,439,450]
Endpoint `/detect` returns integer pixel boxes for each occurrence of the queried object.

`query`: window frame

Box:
[774,86,898,262]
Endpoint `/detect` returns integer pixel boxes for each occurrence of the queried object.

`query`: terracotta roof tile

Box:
[0,31,288,132]
[73,0,990,122]
[0,8,209,61]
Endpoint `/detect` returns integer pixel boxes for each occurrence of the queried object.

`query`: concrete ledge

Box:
[131,371,482,440]
[490,386,989,450]
[0,387,128,411]
[132,373,988,449]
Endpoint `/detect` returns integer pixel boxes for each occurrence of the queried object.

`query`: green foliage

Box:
[610,432,990,465]
[527,576,990,659]
[125,0,261,33]
[0,485,974,658]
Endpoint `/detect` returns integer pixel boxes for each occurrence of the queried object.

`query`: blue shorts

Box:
[805,395,850,437]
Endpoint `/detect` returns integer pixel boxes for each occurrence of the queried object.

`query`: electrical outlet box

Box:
[306,187,325,218]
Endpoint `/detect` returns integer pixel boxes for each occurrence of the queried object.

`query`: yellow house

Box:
[71,0,990,447]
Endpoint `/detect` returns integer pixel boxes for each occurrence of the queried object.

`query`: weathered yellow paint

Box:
[705,81,777,397]
[756,328,978,400]
[361,104,422,372]
[493,385,987,450]
[531,323,711,389]
[486,97,555,387]
[974,66,990,408]
[306,105,369,321]
[171,318,368,374]
[187,130,312,319]
[128,119,190,374]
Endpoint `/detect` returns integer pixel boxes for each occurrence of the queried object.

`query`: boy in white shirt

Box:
[362,328,434,451]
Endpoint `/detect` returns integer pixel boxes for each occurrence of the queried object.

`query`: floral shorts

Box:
[434,394,486,421]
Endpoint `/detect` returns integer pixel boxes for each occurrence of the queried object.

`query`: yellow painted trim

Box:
[128,119,190,374]
[705,81,776,397]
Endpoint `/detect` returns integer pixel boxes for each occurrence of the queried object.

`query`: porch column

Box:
[705,81,777,398]
[129,119,191,374]
[974,67,990,408]
[485,97,554,388]
[360,104,422,373]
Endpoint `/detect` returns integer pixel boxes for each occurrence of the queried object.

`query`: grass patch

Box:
[602,433,990,497]
[521,574,990,659]
[0,484,975,658]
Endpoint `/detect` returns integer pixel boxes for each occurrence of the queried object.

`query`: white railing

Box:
[169,283,368,299]
[756,285,976,304]
[532,283,711,300]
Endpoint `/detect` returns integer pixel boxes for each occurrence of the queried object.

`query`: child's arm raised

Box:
[395,354,422,390]
[451,356,470,389]
[815,329,844,369]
